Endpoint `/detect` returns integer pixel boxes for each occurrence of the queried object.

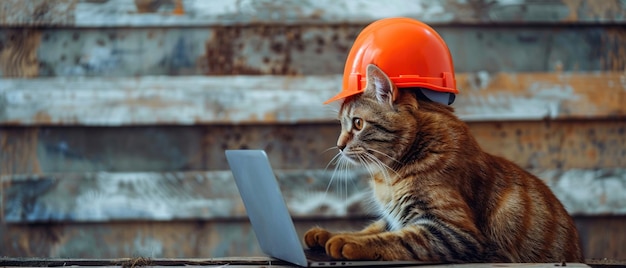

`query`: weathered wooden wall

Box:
[1,0,626,261]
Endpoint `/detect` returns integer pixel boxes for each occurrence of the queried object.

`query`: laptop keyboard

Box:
[304,248,335,262]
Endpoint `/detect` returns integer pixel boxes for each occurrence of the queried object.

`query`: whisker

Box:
[362,151,399,182]
[320,146,339,155]
[363,153,387,181]
[367,151,399,176]
[367,148,402,165]
[336,158,342,200]
[357,153,375,179]
[324,152,342,172]
[328,153,350,201]
[324,153,343,198]
[341,155,350,201]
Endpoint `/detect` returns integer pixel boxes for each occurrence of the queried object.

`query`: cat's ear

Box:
[365,64,398,106]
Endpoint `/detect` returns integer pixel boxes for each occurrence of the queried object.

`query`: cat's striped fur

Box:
[304,64,583,263]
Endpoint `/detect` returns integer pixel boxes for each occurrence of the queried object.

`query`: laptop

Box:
[225,150,430,267]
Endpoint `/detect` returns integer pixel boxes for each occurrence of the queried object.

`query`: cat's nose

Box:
[338,144,346,151]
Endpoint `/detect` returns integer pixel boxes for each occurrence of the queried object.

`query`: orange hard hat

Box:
[324,17,458,105]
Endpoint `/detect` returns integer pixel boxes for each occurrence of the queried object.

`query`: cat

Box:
[304,64,584,263]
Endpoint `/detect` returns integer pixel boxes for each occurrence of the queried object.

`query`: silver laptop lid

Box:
[226,150,308,267]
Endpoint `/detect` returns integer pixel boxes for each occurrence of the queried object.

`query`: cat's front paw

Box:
[304,227,333,249]
[326,235,380,260]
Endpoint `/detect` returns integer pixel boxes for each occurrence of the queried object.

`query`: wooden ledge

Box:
[0,257,288,267]
[0,257,598,268]
[1,72,624,126]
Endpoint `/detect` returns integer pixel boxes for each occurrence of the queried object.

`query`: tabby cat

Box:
[304,64,584,263]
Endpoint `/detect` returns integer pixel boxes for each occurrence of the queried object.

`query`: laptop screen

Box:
[226,150,308,266]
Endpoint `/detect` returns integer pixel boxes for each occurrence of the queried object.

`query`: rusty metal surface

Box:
[1,0,625,27]
[468,120,626,170]
[203,25,355,75]
[1,26,625,78]
[32,28,211,77]
[1,73,625,126]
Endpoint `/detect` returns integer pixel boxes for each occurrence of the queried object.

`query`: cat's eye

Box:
[352,117,363,130]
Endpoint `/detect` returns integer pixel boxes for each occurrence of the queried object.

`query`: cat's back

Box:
[477,153,584,263]
[415,101,584,262]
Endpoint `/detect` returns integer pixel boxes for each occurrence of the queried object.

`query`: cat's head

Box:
[336,64,421,173]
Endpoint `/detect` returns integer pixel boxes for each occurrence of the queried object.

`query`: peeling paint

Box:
[542,169,626,215]
[0,0,76,26]
[33,111,52,124]
[455,72,626,121]
[4,167,626,224]
[2,170,368,223]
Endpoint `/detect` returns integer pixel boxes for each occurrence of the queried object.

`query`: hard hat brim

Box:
[323,89,361,104]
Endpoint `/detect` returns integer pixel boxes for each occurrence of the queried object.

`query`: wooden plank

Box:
[0,76,336,125]
[0,220,267,258]
[0,30,41,78]
[1,120,623,175]
[3,168,625,223]
[0,218,367,258]
[1,217,625,260]
[1,73,624,126]
[0,170,369,223]
[0,125,341,173]
[1,0,624,27]
[1,26,623,78]
[0,128,41,176]
[576,216,626,262]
